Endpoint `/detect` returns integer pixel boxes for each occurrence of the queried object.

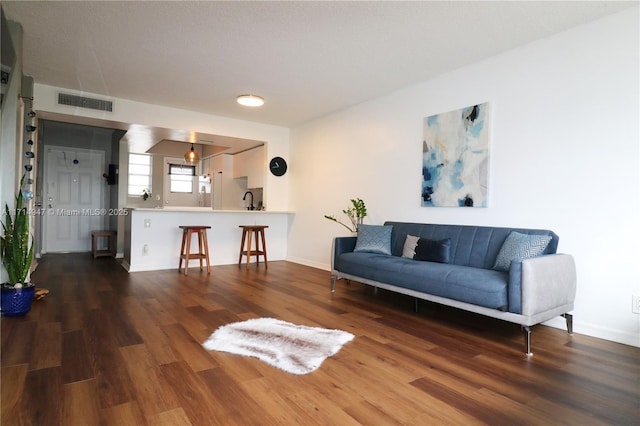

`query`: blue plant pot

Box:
[1,285,35,316]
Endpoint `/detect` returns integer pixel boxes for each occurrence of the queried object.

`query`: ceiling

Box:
[3,1,635,151]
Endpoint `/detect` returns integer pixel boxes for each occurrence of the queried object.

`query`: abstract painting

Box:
[422,103,490,207]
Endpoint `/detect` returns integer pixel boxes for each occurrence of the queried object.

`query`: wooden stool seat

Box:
[91,230,116,259]
[238,225,269,269]
[178,226,211,275]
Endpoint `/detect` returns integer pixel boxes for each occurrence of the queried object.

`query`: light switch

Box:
[144,219,151,228]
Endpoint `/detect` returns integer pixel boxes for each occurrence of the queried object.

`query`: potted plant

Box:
[1,174,36,316]
[324,198,367,233]
[142,188,151,201]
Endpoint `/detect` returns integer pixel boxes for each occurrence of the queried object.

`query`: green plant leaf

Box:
[324,198,366,233]
[1,174,34,285]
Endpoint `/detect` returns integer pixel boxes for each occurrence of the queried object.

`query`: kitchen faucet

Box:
[243,191,255,210]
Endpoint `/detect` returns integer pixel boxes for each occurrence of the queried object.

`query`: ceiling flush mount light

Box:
[237,94,265,107]
[184,143,200,164]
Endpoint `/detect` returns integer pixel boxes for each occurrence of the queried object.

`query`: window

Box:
[128,154,152,196]
[169,164,195,193]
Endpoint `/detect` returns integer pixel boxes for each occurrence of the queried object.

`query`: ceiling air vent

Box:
[58,93,113,112]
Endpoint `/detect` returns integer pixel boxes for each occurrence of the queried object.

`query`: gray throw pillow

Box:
[492,231,552,271]
[402,235,420,258]
[354,224,393,255]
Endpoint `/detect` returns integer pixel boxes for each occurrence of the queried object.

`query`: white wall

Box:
[288,8,639,347]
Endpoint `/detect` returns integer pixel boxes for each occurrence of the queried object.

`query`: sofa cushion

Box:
[492,231,552,271]
[354,224,392,255]
[335,252,508,310]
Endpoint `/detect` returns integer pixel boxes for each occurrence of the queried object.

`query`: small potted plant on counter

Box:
[1,174,36,316]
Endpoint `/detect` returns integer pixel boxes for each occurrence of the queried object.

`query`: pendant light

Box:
[184,143,200,164]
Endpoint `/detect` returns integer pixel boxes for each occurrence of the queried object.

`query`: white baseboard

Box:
[285,256,330,271]
[120,260,131,272]
[543,316,640,348]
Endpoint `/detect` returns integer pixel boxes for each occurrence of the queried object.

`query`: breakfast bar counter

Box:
[123,207,293,272]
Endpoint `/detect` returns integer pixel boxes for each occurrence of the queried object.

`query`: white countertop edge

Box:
[127,207,293,214]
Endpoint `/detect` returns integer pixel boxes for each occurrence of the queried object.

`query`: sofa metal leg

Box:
[331,276,337,293]
[562,313,573,334]
[414,298,420,313]
[522,326,533,356]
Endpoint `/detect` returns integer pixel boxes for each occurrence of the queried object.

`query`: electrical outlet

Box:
[143,244,149,256]
[633,295,640,314]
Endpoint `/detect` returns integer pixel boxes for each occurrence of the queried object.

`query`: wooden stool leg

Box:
[197,230,204,271]
[238,229,247,266]
[184,230,193,276]
[246,230,253,270]
[260,228,268,269]
[202,229,211,274]
[179,229,187,273]
[253,229,259,266]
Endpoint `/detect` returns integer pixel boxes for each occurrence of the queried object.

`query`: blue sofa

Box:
[331,221,577,354]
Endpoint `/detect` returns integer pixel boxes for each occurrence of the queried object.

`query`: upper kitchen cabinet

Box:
[233,145,265,189]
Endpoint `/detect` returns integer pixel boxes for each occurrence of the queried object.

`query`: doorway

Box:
[43,146,105,253]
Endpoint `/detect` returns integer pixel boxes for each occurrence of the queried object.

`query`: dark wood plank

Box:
[1,319,37,366]
[20,367,63,425]
[84,307,137,408]
[159,361,229,426]
[119,344,181,422]
[61,329,94,384]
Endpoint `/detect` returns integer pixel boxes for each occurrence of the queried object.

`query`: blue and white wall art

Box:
[422,103,490,207]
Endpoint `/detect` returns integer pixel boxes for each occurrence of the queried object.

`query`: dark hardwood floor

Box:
[2,254,638,425]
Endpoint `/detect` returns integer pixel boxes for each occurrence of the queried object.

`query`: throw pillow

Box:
[402,235,420,258]
[492,231,552,271]
[354,224,393,255]
[413,237,451,264]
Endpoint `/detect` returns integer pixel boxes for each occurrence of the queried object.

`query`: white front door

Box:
[44,147,104,252]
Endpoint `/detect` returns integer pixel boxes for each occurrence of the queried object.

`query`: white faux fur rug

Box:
[202,318,354,375]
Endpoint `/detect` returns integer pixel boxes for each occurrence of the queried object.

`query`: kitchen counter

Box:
[122,208,293,272]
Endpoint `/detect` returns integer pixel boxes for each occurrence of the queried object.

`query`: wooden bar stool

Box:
[178,225,211,275]
[238,225,269,269]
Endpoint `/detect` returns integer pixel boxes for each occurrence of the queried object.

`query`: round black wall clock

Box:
[269,156,287,176]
